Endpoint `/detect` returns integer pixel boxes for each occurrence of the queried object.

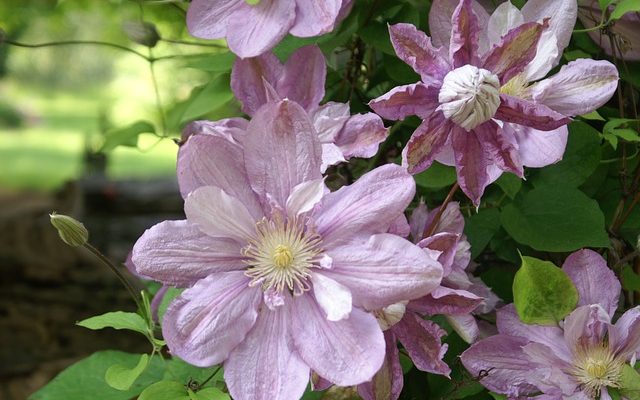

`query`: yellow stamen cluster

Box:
[569,341,624,399]
[500,73,530,99]
[243,214,322,295]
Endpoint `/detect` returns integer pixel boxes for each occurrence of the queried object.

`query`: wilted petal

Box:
[186,0,244,39]
[132,220,246,287]
[178,133,263,219]
[313,102,350,143]
[185,186,257,242]
[388,23,450,82]
[285,179,326,216]
[410,286,482,316]
[483,21,545,83]
[449,0,481,68]
[405,112,452,174]
[446,314,479,343]
[530,59,619,116]
[312,272,352,322]
[322,233,443,310]
[163,272,262,367]
[357,332,403,400]
[335,113,389,159]
[522,0,577,63]
[452,127,491,205]
[562,249,620,317]
[244,100,322,207]
[609,307,640,360]
[475,120,523,177]
[225,303,310,400]
[314,164,415,247]
[394,313,451,376]
[509,123,568,168]
[290,0,342,37]
[563,304,610,349]
[487,2,524,47]
[291,294,385,386]
[231,52,283,116]
[461,334,542,396]
[226,0,296,58]
[278,45,326,113]
[369,82,440,121]
[496,94,570,131]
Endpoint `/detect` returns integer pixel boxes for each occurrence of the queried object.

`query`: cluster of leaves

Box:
[24,0,640,399]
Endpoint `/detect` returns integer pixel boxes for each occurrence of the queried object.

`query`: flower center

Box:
[569,342,624,398]
[374,302,408,331]
[243,214,322,295]
[438,65,500,131]
[500,73,529,99]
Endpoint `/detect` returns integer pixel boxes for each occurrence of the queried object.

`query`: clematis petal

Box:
[290,0,342,37]
[320,143,346,172]
[609,306,640,360]
[226,0,296,58]
[429,0,490,52]
[388,23,450,83]
[244,100,322,208]
[451,127,491,205]
[182,118,248,143]
[313,164,415,247]
[446,314,479,343]
[186,0,244,39]
[409,201,430,242]
[312,272,352,321]
[278,45,326,113]
[522,29,559,81]
[409,286,482,316]
[508,123,568,168]
[522,0,577,64]
[475,120,523,177]
[388,214,411,238]
[321,233,443,310]
[285,178,326,216]
[132,220,246,287]
[426,201,465,236]
[461,334,542,397]
[530,59,619,116]
[369,82,440,121]
[291,293,385,386]
[562,249,620,317]
[178,133,263,219]
[357,332,403,400]
[495,94,571,131]
[313,102,350,143]
[496,304,571,362]
[334,113,389,159]
[486,1,524,47]
[404,112,452,175]
[417,232,460,275]
[449,0,481,68]
[563,304,610,349]
[521,342,578,395]
[394,313,451,376]
[225,302,310,400]
[185,186,257,242]
[231,52,284,116]
[163,272,262,367]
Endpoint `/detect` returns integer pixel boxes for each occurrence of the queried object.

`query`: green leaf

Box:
[181,52,236,73]
[414,162,457,189]
[139,381,191,400]
[495,173,522,199]
[29,351,165,400]
[580,110,606,121]
[620,364,640,399]
[622,265,640,292]
[105,353,150,391]
[513,256,579,325]
[167,74,234,129]
[501,186,609,252]
[77,311,148,336]
[610,0,640,20]
[533,121,601,188]
[599,0,616,11]
[101,121,155,152]
[190,388,230,400]
[465,208,502,259]
[158,287,183,324]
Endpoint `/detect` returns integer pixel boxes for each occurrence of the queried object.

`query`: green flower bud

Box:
[122,21,160,48]
[50,212,89,247]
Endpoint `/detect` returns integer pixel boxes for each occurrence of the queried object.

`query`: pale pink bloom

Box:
[370,0,618,204]
[231,45,388,172]
[132,100,443,400]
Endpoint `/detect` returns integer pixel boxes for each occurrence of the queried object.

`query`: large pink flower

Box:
[186,0,353,58]
[132,100,443,400]
[231,45,388,171]
[369,0,618,204]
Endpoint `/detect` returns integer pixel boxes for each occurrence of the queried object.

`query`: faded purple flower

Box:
[232,45,388,171]
[132,100,443,400]
[461,249,640,399]
[369,0,618,204]
[357,202,500,400]
[186,0,354,58]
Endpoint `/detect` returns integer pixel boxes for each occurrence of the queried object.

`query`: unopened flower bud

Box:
[50,212,89,247]
[122,21,160,48]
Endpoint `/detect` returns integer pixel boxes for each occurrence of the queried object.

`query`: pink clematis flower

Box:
[186,0,354,58]
[132,100,443,400]
[357,202,500,400]
[462,249,640,399]
[369,0,618,204]
[231,45,389,172]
